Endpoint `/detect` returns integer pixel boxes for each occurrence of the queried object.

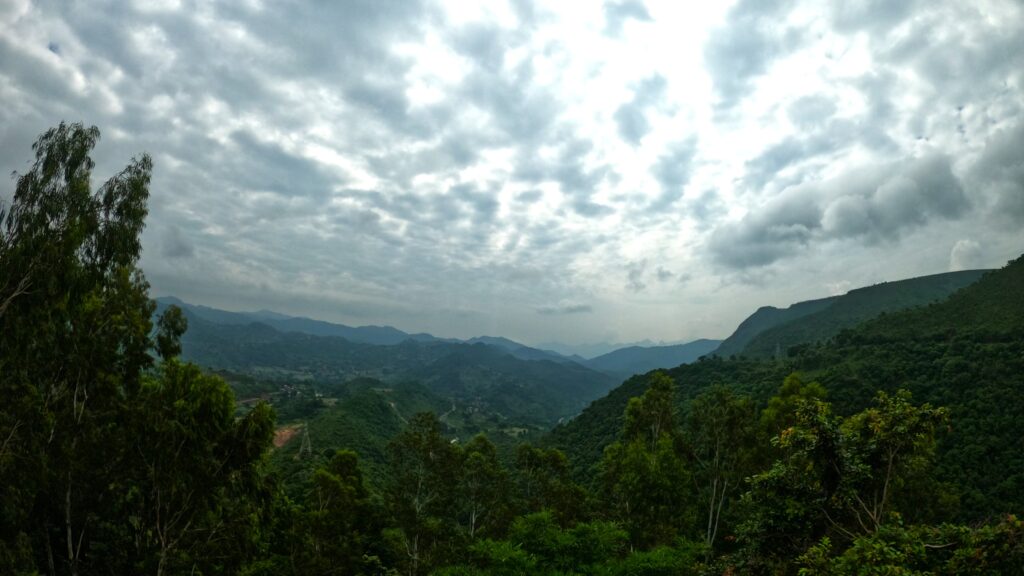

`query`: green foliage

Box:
[742,270,987,358]
[175,310,619,427]
[515,444,588,525]
[601,373,695,549]
[739,390,947,573]
[155,304,188,360]
[385,412,462,575]
[0,124,275,575]
[686,385,759,551]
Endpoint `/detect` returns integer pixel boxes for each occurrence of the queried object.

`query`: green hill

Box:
[582,338,722,379]
[742,269,988,357]
[174,312,618,427]
[548,256,1024,521]
[713,296,838,357]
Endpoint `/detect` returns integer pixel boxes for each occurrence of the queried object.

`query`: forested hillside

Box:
[550,256,1024,520]
[172,309,618,426]
[2,125,1022,575]
[713,296,838,356]
[740,269,988,357]
[582,338,722,378]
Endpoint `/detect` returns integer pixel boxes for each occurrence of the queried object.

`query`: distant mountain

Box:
[713,269,989,358]
[166,307,618,426]
[154,296,445,345]
[537,339,691,360]
[466,336,576,364]
[582,339,722,378]
[741,269,989,357]
[713,296,839,358]
[548,256,1024,520]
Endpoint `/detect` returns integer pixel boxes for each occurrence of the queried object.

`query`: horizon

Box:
[3,1,1023,345]
[152,261,999,350]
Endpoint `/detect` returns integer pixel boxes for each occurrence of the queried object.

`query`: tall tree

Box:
[600,372,694,549]
[385,412,460,576]
[458,434,512,540]
[686,386,758,553]
[0,122,154,575]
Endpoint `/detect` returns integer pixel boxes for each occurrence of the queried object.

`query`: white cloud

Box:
[1,0,1023,345]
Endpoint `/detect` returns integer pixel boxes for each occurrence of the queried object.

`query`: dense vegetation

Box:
[169,306,618,427]
[739,270,988,358]
[2,124,1022,575]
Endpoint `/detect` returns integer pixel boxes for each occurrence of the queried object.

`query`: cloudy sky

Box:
[2,0,1023,347]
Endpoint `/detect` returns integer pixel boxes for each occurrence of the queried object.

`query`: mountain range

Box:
[548,257,1023,520]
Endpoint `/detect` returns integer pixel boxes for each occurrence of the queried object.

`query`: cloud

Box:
[1,0,1022,345]
[161,224,194,259]
[537,302,594,315]
[967,122,1024,227]
[949,239,983,272]
[704,0,803,113]
[709,152,971,269]
[626,259,647,292]
[614,74,666,145]
[650,138,697,210]
[604,0,651,36]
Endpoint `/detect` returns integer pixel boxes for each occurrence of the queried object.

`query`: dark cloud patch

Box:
[161,224,194,259]
[968,122,1024,226]
[604,0,651,36]
[704,0,803,113]
[537,302,593,315]
[685,189,726,228]
[626,259,647,292]
[710,153,970,269]
[655,266,673,282]
[614,75,666,145]
[515,135,613,217]
[831,0,920,34]
[227,130,338,201]
[649,138,697,210]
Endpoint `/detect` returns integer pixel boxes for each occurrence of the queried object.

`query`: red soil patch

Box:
[273,424,301,448]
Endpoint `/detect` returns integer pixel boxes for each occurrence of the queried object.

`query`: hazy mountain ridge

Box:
[582,339,723,378]
[165,307,618,426]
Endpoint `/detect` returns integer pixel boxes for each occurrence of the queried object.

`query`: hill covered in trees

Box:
[549,257,1024,520]
[168,306,618,427]
[581,338,722,379]
[2,124,1022,575]
[714,269,988,358]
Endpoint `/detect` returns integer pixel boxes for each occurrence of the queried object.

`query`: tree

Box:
[0,123,276,575]
[0,122,154,575]
[122,361,275,576]
[760,373,826,438]
[600,372,695,549]
[513,445,587,526]
[298,449,376,574]
[458,434,512,540]
[155,305,188,361]
[739,389,948,570]
[685,386,758,553]
[385,412,461,576]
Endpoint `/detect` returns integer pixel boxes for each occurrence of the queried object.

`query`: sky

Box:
[2,0,1023,347]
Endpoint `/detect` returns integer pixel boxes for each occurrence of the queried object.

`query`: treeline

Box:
[2,124,1022,575]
